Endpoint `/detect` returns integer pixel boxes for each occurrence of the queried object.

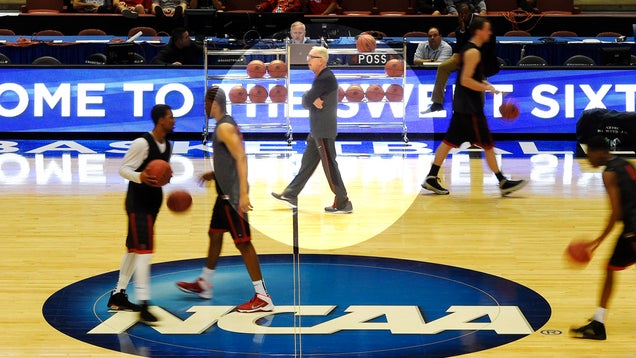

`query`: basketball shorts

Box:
[607,233,636,270]
[443,112,495,150]
[210,196,251,243]
[126,212,156,254]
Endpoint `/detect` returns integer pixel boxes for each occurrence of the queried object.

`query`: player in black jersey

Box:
[107,104,175,324]
[422,17,527,196]
[176,86,274,313]
[571,136,636,340]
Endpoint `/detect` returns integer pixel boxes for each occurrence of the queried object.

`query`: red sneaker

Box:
[176,278,212,299]
[236,293,274,313]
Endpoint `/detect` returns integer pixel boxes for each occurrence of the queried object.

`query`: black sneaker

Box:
[422,176,449,195]
[107,289,141,312]
[570,320,606,340]
[121,8,138,18]
[429,103,443,112]
[271,192,297,208]
[499,178,527,196]
[173,5,183,19]
[140,303,158,324]
[324,200,353,214]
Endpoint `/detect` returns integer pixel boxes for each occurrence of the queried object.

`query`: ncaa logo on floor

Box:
[43,254,551,357]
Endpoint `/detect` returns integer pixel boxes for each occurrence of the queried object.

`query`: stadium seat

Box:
[0,53,11,64]
[32,56,62,65]
[35,30,64,36]
[84,53,107,65]
[340,0,372,15]
[224,0,257,12]
[550,30,577,37]
[0,29,16,36]
[564,55,595,66]
[78,29,107,36]
[517,55,547,66]
[504,30,531,36]
[596,32,622,38]
[403,31,427,38]
[128,27,158,37]
[21,0,65,13]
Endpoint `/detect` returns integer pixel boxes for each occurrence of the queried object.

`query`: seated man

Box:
[152,0,188,18]
[256,0,302,13]
[151,27,203,65]
[289,21,315,44]
[115,0,150,17]
[415,0,445,15]
[305,0,341,15]
[72,0,113,13]
[413,27,452,65]
[445,0,485,15]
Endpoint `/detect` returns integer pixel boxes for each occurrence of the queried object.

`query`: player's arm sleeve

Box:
[119,138,149,183]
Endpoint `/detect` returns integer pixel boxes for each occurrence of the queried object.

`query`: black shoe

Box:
[173,5,183,19]
[154,5,165,17]
[324,200,353,214]
[140,303,158,324]
[429,102,443,112]
[271,192,297,208]
[107,289,142,311]
[121,8,138,18]
[422,176,449,195]
[499,178,527,196]
[570,320,606,340]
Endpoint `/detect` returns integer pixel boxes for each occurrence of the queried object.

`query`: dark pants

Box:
[284,134,349,208]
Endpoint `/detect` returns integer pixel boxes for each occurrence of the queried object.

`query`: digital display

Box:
[0,67,633,134]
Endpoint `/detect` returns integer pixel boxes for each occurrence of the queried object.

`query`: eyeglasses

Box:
[428,34,440,37]
[306,55,322,60]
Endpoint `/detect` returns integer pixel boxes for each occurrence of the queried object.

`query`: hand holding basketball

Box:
[143,159,172,187]
[564,239,597,267]
[499,100,520,121]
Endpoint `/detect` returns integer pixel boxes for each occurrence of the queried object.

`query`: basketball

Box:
[384,59,404,77]
[229,85,247,103]
[267,60,287,78]
[565,239,594,265]
[269,84,287,103]
[385,84,403,101]
[356,33,377,52]
[345,84,364,102]
[246,60,266,78]
[499,100,520,121]
[365,84,385,102]
[167,190,192,213]
[338,86,345,102]
[248,84,268,103]
[143,159,172,187]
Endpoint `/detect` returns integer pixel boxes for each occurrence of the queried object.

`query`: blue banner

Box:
[0,67,634,134]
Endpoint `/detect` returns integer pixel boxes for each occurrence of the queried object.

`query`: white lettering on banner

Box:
[34,83,71,117]
[580,84,612,110]
[372,142,433,155]
[0,153,30,184]
[615,84,636,111]
[531,84,559,118]
[519,141,574,185]
[155,83,194,118]
[106,141,133,154]
[123,83,154,117]
[88,305,534,335]
[25,141,97,154]
[77,83,106,117]
[0,83,29,117]
[0,141,19,153]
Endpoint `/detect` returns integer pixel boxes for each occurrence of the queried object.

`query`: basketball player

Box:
[271,46,353,213]
[421,17,527,196]
[570,136,636,340]
[107,104,175,324]
[176,86,274,313]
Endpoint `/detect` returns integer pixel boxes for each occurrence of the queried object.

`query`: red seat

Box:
[78,29,107,36]
[21,0,65,13]
[550,30,577,37]
[128,27,158,37]
[504,30,531,36]
[340,0,372,15]
[35,30,64,36]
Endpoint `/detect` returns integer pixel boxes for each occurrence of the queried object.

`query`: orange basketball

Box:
[345,84,364,102]
[384,59,404,77]
[246,60,266,78]
[365,84,385,102]
[167,190,192,213]
[269,84,287,103]
[143,159,172,187]
[267,60,287,78]
[385,84,403,102]
[499,100,520,121]
[229,85,247,103]
[338,86,345,102]
[356,33,377,52]
[248,84,268,103]
[565,240,594,265]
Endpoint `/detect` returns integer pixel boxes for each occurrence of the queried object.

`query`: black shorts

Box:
[126,212,156,254]
[443,112,494,149]
[608,233,636,270]
[209,196,251,243]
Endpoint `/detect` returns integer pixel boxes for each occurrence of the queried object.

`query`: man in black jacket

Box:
[151,28,203,65]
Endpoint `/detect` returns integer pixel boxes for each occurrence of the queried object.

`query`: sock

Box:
[495,171,506,183]
[201,267,214,284]
[133,254,153,301]
[593,307,606,323]
[253,280,267,296]
[115,252,137,292]
[428,164,440,177]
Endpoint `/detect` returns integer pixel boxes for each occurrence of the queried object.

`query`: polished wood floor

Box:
[1,146,636,357]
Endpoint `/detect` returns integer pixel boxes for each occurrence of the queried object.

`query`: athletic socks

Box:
[253,280,268,296]
[428,164,441,177]
[593,307,607,323]
[495,171,506,183]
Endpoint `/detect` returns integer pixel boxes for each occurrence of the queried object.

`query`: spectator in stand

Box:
[152,0,188,18]
[151,27,203,65]
[289,21,315,44]
[413,27,453,65]
[115,0,150,17]
[256,0,302,13]
[73,0,113,13]
[517,0,539,13]
[445,0,486,15]
[415,0,445,15]
[305,0,341,15]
